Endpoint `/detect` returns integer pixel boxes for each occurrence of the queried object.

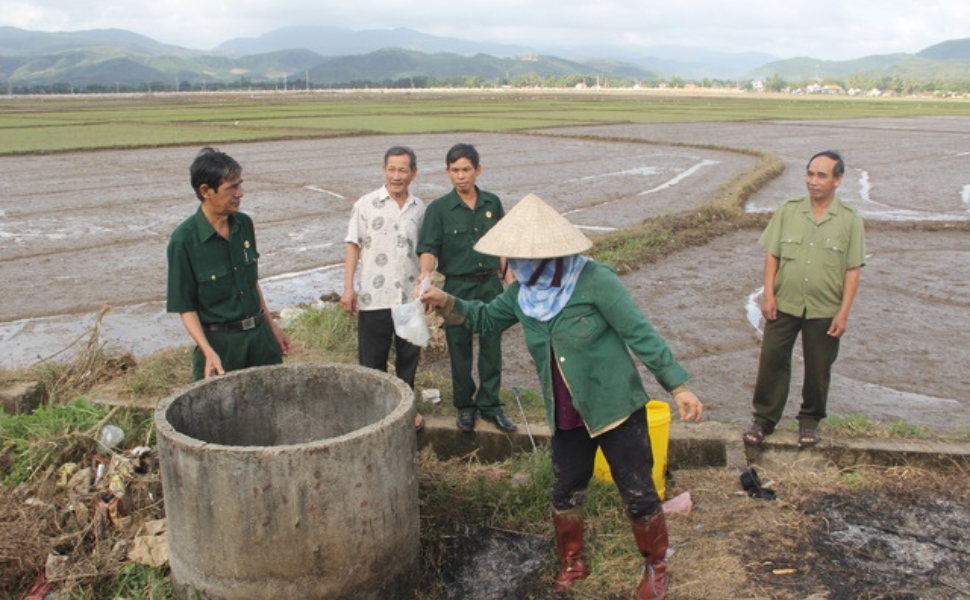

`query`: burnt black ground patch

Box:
[748,489,970,600]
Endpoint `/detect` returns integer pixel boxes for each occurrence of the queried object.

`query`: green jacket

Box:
[453,261,690,436]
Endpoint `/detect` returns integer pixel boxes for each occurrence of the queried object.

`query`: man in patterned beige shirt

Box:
[342,146,426,430]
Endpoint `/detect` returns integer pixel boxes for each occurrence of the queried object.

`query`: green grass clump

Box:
[887,420,928,438]
[125,347,194,400]
[75,564,177,600]
[0,399,156,489]
[1,399,104,487]
[824,414,874,437]
[838,471,868,487]
[284,303,358,360]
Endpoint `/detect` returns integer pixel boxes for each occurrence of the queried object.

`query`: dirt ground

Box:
[1,117,968,438]
[433,465,970,600]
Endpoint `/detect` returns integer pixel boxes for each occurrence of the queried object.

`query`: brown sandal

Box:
[798,428,821,448]
[742,422,767,447]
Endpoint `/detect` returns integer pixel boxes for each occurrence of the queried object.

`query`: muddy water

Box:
[0,133,749,360]
[1,119,967,432]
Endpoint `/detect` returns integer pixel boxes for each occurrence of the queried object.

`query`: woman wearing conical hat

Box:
[422,193,703,600]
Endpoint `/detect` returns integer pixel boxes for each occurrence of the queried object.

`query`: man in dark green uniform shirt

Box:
[166,147,291,380]
[417,143,516,433]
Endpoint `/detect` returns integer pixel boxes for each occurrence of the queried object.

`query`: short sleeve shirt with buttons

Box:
[166,207,262,324]
[415,187,504,276]
[345,186,425,311]
[759,196,866,319]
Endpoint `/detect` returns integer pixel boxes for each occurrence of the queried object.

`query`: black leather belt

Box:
[448,269,496,281]
[202,312,265,332]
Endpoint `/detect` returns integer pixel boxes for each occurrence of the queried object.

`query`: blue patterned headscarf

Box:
[509,255,590,322]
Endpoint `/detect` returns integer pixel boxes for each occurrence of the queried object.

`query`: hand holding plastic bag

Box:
[392,278,431,347]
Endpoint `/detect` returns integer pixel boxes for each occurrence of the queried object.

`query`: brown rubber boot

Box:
[630,511,670,600]
[551,506,589,592]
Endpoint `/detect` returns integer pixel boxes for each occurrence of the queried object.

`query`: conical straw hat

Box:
[474,193,593,258]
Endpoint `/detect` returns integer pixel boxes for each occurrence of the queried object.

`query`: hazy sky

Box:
[4,0,969,60]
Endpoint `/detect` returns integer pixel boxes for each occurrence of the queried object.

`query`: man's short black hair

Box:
[808,150,844,179]
[385,146,417,170]
[190,147,242,201]
[445,143,480,168]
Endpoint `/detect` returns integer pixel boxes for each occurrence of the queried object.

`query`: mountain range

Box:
[1,25,969,90]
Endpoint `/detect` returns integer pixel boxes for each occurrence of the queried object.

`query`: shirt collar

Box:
[446,186,485,210]
[378,185,416,209]
[799,195,842,216]
[193,205,239,243]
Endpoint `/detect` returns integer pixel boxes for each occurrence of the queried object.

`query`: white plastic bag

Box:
[391,279,431,347]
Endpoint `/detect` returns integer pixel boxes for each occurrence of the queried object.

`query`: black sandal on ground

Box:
[798,428,821,448]
[742,422,767,447]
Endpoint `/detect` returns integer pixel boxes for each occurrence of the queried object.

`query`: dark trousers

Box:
[752,310,841,431]
[442,275,504,417]
[192,320,283,381]
[358,308,421,388]
[551,408,660,519]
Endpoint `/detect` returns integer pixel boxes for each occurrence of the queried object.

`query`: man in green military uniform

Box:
[417,143,516,433]
[167,147,291,380]
[743,150,866,448]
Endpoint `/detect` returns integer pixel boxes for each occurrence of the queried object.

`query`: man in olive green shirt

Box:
[166,147,291,380]
[417,143,516,433]
[744,150,866,448]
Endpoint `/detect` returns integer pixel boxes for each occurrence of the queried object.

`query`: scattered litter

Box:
[662,491,693,514]
[740,467,777,500]
[56,463,79,487]
[510,472,532,489]
[128,519,168,567]
[23,573,51,600]
[98,424,125,450]
[45,553,70,580]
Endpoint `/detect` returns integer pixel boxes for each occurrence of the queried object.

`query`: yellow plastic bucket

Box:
[592,400,671,500]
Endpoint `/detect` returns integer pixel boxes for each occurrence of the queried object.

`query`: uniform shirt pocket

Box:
[822,238,847,268]
[197,264,234,305]
[779,235,802,260]
[444,225,472,254]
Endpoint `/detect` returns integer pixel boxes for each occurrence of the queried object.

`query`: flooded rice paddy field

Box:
[0,117,967,433]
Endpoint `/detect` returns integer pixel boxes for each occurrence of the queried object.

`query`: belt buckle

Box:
[241,317,256,330]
